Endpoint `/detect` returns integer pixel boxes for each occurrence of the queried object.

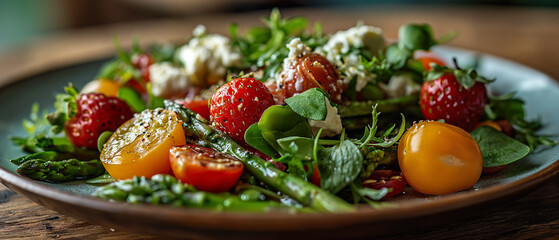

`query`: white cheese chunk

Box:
[149,62,190,98]
[308,97,343,137]
[177,25,242,86]
[378,74,421,98]
[319,24,386,92]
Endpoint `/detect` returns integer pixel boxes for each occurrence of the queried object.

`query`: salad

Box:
[10,9,556,213]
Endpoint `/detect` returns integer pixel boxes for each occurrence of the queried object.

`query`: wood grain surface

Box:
[1,5,559,239]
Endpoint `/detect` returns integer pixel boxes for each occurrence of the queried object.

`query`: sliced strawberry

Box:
[65,93,134,149]
[210,77,275,145]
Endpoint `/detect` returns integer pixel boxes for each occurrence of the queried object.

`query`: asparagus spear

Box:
[96,174,308,212]
[164,100,354,212]
[16,159,105,182]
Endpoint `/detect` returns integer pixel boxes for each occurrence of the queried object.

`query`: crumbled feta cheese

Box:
[285,38,311,64]
[274,38,312,87]
[177,25,242,86]
[323,24,385,61]
[309,97,343,137]
[378,74,421,98]
[149,62,190,98]
[319,24,386,92]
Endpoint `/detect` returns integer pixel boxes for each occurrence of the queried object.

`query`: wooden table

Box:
[1,5,559,239]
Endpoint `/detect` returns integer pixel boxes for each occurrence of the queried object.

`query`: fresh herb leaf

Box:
[284,88,329,121]
[484,93,557,151]
[244,123,278,157]
[277,136,317,161]
[257,105,313,152]
[385,44,411,69]
[471,126,530,167]
[425,62,494,89]
[118,87,146,112]
[316,140,363,194]
[398,24,436,51]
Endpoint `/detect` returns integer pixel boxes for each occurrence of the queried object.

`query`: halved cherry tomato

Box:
[81,78,121,97]
[398,121,483,195]
[100,109,187,180]
[270,53,345,103]
[169,144,244,193]
[362,170,407,198]
[182,99,210,120]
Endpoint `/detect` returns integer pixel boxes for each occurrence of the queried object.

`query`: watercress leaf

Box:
[244,123,278,157]
[398,24,435,51]
[277,136,321,161]
[284,88,329,120]
[486,93,525,121]
[118,87,146,112]
[385,44,411,69]
[471,126,531,167]
[317,140,363,194]
[258,105,313,152]
[282,16,308,35]
[245,26,271,44]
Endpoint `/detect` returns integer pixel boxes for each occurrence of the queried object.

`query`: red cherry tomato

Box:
[271,53,345,103]
[182,99,211,120]
[169,144,244,193]
[362,170,407,198]
[417,56,446,71]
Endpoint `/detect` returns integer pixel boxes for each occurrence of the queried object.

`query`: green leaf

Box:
[385,44,411,69]
[277,136,318,161]
[118,87,146,112]
[284,88,329,121]
[398,24,435,51]
[282,17,308,35]
[244,123,278,157]
[316,140,363,194]
[97,131,113,152]
[258,105,313,152]
[147,83,165,109]
[486,93,525,121]
[471,126,531,167]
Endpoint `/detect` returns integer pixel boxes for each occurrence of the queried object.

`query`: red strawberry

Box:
[65,93,134,149]
[210,77,275,145]
[420,73,488,131]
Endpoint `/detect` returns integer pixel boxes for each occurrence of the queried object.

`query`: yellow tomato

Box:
[397,121,482,195]
[100,109,186,180]
[81,78,121,97]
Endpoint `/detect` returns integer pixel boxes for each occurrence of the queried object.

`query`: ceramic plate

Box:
[1,47,558,239]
